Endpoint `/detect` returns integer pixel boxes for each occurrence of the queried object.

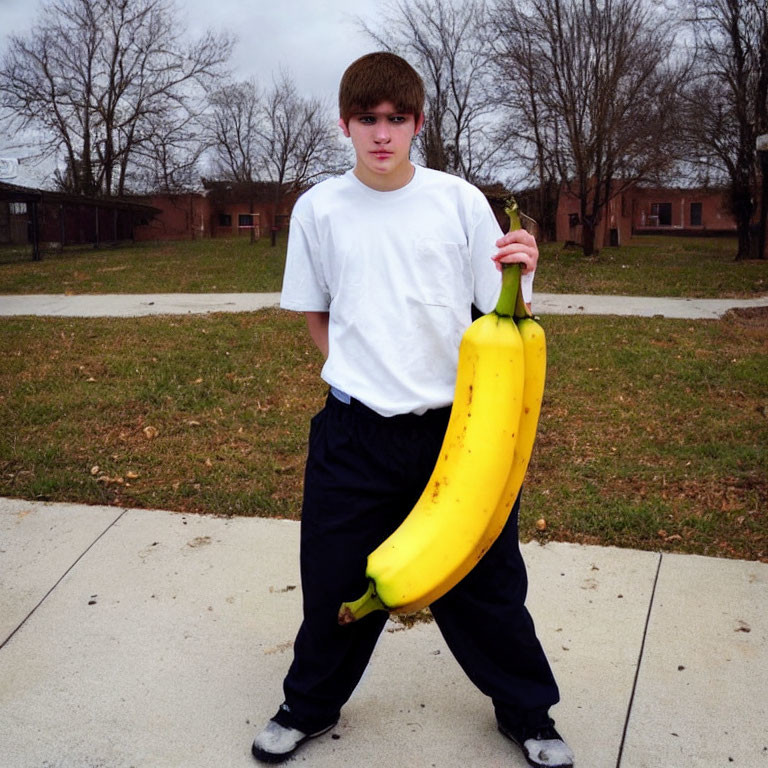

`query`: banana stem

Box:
[502,196,533,320]
[494,262,521,317]
[338,581,388,625]
[505,198,522,232]
[514,278,532,319]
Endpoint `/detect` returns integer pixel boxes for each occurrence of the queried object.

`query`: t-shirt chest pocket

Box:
[409,239,470,307]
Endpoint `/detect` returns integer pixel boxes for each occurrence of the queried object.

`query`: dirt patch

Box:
[387,608,434,629]
[722,306,768,328]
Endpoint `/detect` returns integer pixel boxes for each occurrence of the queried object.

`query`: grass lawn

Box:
[1,308,765,561]
[0,233,766,298]
[0,235,288,295]
[536,236,767,297]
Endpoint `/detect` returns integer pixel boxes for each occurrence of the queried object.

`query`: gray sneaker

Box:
[251,718,336,763]
[498,719,574,768]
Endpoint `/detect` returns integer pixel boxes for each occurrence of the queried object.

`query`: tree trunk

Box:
[581,217,596,256]
[731,176,755,260]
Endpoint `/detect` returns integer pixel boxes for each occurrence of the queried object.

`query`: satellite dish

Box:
[0,158,19,179]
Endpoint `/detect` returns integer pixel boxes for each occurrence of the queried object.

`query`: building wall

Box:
[630,189,735,233]
[38,203,136,245]
[0,199,139,246]
[133,194,210,241]
[556,185,736,244]
[210,203,272,239]
[207,196,295,239]
[556,188,631,247]
[133,193,295,241]
[0,201,23,243]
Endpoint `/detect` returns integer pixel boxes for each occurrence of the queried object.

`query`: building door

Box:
[690,202,702,226]
[653,202,672,226]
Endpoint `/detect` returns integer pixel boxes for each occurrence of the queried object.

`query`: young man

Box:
[251,52,574,768]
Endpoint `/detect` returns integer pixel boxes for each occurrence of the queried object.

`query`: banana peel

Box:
[338,197,546,624]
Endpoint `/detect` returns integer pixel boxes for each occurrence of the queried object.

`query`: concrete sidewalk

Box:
[1,497,766,768]
[1,291,767,319]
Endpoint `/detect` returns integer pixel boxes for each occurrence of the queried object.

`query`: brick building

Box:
[556,183,737,247]
[130,193,208,241]
[132,181,298,242]
[0,180,159,259]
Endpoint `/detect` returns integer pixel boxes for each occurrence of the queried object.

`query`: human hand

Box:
[492,229,538,274]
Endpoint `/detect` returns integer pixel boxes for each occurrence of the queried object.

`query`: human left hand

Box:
[492,229,538,274]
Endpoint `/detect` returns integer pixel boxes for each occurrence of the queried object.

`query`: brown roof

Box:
[0,180,160,213]
[200,179,293,204]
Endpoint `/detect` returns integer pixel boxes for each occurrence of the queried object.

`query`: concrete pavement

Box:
[0,292,283,318]
[1,497,767,768]
[1,291,767,319]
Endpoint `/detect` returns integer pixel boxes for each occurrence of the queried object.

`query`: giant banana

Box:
[474,201,548,551]
[338,199,546,624]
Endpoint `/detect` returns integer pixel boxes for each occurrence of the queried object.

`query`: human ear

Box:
[414,113,425,137]
[338,118,351,138]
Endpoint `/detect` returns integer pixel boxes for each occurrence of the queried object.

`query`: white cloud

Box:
[0,0,388,183]
[1,0,384,103]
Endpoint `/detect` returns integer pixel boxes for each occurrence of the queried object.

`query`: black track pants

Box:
[279,393,559,734]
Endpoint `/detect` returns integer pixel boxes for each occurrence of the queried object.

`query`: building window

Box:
[238,213,254,228]
[218,213,232,227]
[9,202,27,215]
[568,213,579,228]
[690,202,702,226]
[650,202,672,226]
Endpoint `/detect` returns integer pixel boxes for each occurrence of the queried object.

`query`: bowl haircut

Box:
[339,52,425,123]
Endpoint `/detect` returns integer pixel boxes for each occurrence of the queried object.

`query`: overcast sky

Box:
[186,0,384,103]
[0,0,384,104]
[0,0,388,183]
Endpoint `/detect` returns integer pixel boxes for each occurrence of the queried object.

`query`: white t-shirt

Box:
[280,165,534,417]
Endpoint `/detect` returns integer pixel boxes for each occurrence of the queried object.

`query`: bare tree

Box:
[487,13,563,239]
[0,0,232,196]
[207,79,263,183]
[359,0,504,182]
[205,71,345,244]
[681,0,768,260]
[492,0,684,255]
[256,72,344,197]
[207,72,344,192]
[128,111,207,193]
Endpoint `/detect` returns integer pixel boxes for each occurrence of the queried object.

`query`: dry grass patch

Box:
[1,308,765,561]
[536,235,768,297]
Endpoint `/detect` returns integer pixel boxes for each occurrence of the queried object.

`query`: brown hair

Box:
[339,52,425,123]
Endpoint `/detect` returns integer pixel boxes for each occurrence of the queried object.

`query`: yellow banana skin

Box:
[338,197,545,625]
[338,312,525,624]
[487,198,547,532]
[481,316,546,545]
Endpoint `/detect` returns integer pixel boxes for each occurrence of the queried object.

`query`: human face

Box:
[339,102,424,191]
